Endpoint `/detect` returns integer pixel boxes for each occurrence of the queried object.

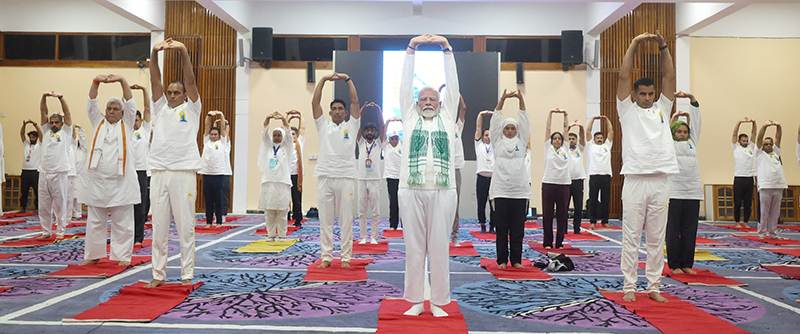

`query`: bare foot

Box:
[118,261,131,266]
[622,291,636,302]
[648,291,669,303]
[205,224,212,228]
[214,224,221,228]
[733,223,742,228]
[134,242,142,246]
[544,246,552,249]
[341,261,351,268]
[55,235,66,240]
[672,268,684,274]
[512,263,524,268]
[682,268,697,274]
[78,259,100,266]
[181,279,193,285]
[144,279,166,288]
[497,263,507,269]
[35,234,52,240]
[317,260,332,268]
[601,223,611,228]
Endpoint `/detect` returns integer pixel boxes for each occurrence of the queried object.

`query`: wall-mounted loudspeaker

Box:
[515,62,524,84]
[307,62,315,83]
[252,27,273,68]
[561,30,583,71]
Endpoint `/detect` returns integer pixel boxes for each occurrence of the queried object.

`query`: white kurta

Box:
[76,97,141,207]
[668,105,703,200]
[488,109,531,200]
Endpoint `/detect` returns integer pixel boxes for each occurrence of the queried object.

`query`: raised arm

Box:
[757,121,771,148]
[88,74,107,99]
[217,112,229,138]
[204,111,216,137]
[604,116,614,142]
[311,74,334,120]
[150,40,167,100]
[749,119,757,144]
[797,123,800,147]
[56,92,72,126]
[20,120,29,142]
[774,122,782,149]
[654,31,676,101]
[287,110,304,136]
[570,120,585,147]
[40,93,50,125]
[475,110,492,141]
[732,118,747,144]
[338,73,360,119]
[495,89,512,111]
[106,74,133,101]
[131,84,151,122]
[618,33,651,100]
[170,40,198,103]
[458,94,466,122]
[377,104,386,143]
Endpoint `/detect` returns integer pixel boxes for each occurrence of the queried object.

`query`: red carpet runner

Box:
[714,224,757,232]
[1,212,37,219]
[639,263,746,286]
[695,237,727,245]
[528,242,592,257]
[480,258,553,281]
[580,222,621,230]
[734,235,800,246]
[19,222,87,231]
[251,226,300,236]
[0,233,84,247]
[600,291,748,334]
[762,248,800,257]
[382,229,403,239]
[524,221,542,229]
[353,241,389,254]
[449,241,479,256]
[46,256,152,278]
[195,225,240,234]
[0,220,27,226]
[564,232,606,241]
[63,281,203,322]
[303,259,373,282]
[778,225,800,232]
[375,298,468,334]
[469,230,496,241]
[0,253,21,260]
[196,215,243,223]
[0,286,12,294]
[762,265,800,279]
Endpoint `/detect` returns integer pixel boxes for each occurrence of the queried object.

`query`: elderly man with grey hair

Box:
[76,74,140,266]
[36,91,73,240]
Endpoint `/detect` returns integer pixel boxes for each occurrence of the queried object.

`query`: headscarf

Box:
[499,118,520,153]
[272,127,285,145]
[670,121,689,142]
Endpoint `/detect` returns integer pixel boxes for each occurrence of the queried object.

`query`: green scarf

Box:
[670,121,690,141]
[407,115,450,187]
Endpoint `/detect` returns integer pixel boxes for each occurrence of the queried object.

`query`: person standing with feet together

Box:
[19,120,42,213]
[311,71,361,269]
[585,116,614,228]
[356,103,385,245]
[617,31,677,303]
[146,38,202,287]
[731,117,757,229]
[258,112,294,241]
[474,110,494,234]
[130,84,152,246]
[566,120,586,234]
[542,108,571,249]
[755,120,787,240]
[36,91,73,240]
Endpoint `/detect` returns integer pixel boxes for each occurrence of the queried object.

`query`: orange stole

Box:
[88,119,128,175]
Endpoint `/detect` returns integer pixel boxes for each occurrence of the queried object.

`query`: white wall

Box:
[247,1,586,36]
[692,3,800,38]
[0,0,150,33]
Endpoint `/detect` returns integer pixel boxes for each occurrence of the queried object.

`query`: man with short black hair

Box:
[36,91,73,240]
[585,115,614,228]
[311,72,361,269]
[566,121,586,234]
[356,104,385,245]
[287,110,305,227]
[731,117,757,228]
[19,120,42,213]
[130,84,152,245]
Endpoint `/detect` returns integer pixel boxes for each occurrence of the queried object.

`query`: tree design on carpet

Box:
[1,249,84,263]
[662,285,765,324]
[160,272,402,320]
[0,267,53,278]
[712,236,772,249]
[570,252,621,273]
[0,277,79,301]
[452,277,655,330]
[204,243,321,267]
[697,249,796,272]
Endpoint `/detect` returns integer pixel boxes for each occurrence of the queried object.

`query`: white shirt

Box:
[668,105,703,200]
[76,97,140,207]
[453,119,465,169]
[149,95,202,171]
[290,135,305,176]
[40,123,73,174]
[199,135,232,175]
[74,128,89,175]
[542,139,571,185]
[259,127,294,186]
[732,142,757,177]
[357,137,383,180]
[617,94,678,175]
[797,142,800,167]
[756,146,788,191]
[131,121,151,173]
[383,140,402,180]
[475,140,494,177]
[314,116,360,178]
[525,149,532,184]
[399,53,458,190]
[586,139,613,176]
[567,144,586,180]
[22,140,41,170]
[488,109,531,200]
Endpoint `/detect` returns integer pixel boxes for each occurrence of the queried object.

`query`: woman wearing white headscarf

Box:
[258,111,294,241]
[488,90,530,268]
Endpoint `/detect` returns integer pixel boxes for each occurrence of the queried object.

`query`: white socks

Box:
[403,303,449,317]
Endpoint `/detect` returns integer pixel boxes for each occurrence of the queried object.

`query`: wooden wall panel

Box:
[600,3,675,219]
[165,1,237,212]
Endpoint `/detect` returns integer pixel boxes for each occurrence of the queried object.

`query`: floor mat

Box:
[251,226,300,236]
[762,248,800,257]
[714,224,758,232]
[734,235,800,246]
[761,264,800,279]
[63,281,203,322]
[564,232,606,241]
[194,225,240,234]
[0,253,21,260]
[639,263,746,286]
[0,286,12,293]
[375,298,468,334]
[449,241,479,256]
[524,221,542,229]
[479,258,553,281]
[778,225,800,232]
[382,230,404,239]
[303,258,373,282]
[353,241,389,254]
[0,233,84,247]
[469,230,496,241]
[1,212,37,219]
[696,237,728,245]
[0,220,27,226]
[580,222,622,230]
[528,242,592,257]
[235,239,297,253]
[196,216,244,223]
[45,256,151,278]
[600,291,748,334]
[18,222,88,231]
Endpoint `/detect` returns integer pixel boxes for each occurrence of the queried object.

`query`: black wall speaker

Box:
[307,61,315,83]
[515,62,524,84]
[253,27,273,67]
[561,30,583,71]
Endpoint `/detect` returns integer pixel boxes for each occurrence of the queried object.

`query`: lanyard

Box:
[366,142,376,157]
[272,145,280,157]
[485,144,491,154]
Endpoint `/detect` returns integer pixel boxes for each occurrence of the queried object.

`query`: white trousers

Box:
[358,179,381,240]
[399,188,457,306]
[84,205,134,262]
[150,170,196,281]
[758,189,782,238]
[265,209,288,238]
[38,172,69,236]
[621,174,669,294]
[317,177,355,262]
